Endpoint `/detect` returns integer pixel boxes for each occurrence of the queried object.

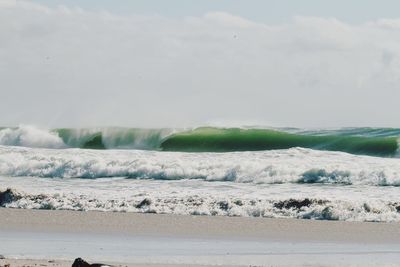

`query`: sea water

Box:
[1,125,400,222]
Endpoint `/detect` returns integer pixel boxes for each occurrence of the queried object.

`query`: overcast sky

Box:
[1,0,400,128]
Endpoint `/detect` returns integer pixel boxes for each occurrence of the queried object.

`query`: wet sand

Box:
[1,208,400,266]
[0,258,217,267]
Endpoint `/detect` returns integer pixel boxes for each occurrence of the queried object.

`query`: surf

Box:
[0,125,398,157]
[160,127,398,157]
[1,145,400,186]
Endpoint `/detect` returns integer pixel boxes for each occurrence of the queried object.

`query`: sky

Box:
[1,0,400,128]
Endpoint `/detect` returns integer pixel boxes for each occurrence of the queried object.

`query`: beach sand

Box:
[1,208,400,266]
[0,258,215,267]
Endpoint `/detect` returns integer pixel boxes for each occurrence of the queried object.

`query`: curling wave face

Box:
[0,125,399,157]
[160,127,399,156]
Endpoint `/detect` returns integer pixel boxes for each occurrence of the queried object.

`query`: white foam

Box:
[0,125,65,149]
[2,146,400,222]
[2,177,400,222]
[0,146,400,186]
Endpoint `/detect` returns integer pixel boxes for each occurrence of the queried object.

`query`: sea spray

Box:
[0,125,66,148]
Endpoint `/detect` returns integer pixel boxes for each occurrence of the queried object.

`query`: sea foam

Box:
[1,145,400,186]
[2,184,400,222]
[0,125,65,149]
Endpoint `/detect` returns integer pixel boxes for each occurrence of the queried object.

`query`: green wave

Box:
[55,128,171,150]
[160,127,399,156]
[16,126,399,156]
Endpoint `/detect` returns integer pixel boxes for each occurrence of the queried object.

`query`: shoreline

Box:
[2,208,400,267]
[1,208,400,242]
[0,259,217,267]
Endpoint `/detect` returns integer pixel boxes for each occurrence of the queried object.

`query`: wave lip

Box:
[0,125,66,149]
[56,127,173,150]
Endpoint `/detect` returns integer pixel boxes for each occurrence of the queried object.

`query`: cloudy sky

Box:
[1,0,400,128]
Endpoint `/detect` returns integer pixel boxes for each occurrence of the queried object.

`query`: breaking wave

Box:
[1,145,400,186]
[160,127,399,156]
[2,126,400,223]
[0,125,399,157]
[0,125,66,149]
[2,188,400,222]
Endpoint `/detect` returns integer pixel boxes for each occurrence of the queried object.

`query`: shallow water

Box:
[2,229,400,266]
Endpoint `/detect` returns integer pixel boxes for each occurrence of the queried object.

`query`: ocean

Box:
[1,125,400,222]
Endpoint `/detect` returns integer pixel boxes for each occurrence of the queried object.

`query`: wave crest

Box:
[0,126,398,157]
[0,125,65,148]
[161,127,399,157]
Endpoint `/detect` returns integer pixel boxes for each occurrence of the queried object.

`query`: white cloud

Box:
[1,2,400,128]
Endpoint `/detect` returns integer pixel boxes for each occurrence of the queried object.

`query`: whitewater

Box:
[1,125,400,222]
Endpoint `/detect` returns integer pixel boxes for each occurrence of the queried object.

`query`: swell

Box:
[0,126,398,157]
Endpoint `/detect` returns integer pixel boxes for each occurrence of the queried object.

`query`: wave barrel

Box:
[160,128,399,156]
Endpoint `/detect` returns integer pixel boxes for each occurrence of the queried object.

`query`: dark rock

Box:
[72,258,91,267]
[72,258,112,267]
[0,254,5,259]
[0,188,19,206]
[135,198,151,209]
[233,199,243,206]
[274,198,313,210]
[363,203,371,212]
[217,201,230,211]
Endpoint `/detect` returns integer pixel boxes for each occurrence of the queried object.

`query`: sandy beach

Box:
[0,258,215,267]
[1,208,400,267]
